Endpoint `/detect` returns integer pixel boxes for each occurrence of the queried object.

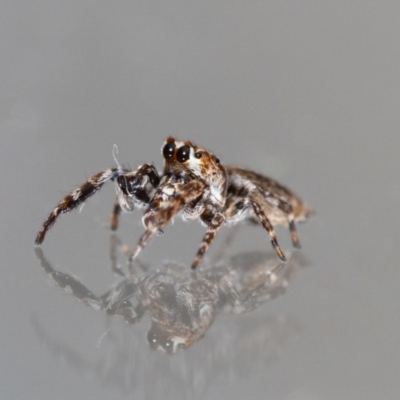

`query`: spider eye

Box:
[215,158,220,164]
[176,145,191,162]
[194,152,202,159]
[163,142,175,159]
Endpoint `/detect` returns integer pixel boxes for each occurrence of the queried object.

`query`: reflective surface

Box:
[2,2,400,399]
[31,241,306,399]
[34,238,307,354]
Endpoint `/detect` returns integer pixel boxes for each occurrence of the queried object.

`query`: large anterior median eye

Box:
[176,145,191,162]
[162,142,175,159]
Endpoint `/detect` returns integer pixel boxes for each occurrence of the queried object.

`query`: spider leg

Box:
[35,168,120,245]
[250,192,287,262]
[129,179,209,261]
[287,215,301,248]
[35,164,160,245]
[261,190,301,249]
[110,198,122,231]
[191,211,225,269]
[207,195,252,263]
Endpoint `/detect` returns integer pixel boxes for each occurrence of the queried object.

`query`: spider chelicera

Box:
[35,138,312,268]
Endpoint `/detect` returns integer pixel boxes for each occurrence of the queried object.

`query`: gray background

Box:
[1,1,400,399]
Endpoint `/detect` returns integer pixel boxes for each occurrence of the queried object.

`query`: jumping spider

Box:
[35,138,312,268]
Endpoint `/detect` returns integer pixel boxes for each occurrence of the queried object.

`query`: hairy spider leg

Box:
[261,190,301,249]
[111,200,122,231]
[35,164,160,245]
[209,196,253,262]
[287,216,300,248]
[35,168,121,245]
[129,179,209,261]
[191,211,225,269]
[249,192,287,262]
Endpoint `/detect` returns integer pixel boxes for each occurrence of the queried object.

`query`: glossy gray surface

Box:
[1,2,400,399]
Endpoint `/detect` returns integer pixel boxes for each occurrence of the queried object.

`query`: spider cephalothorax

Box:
[35,138,312,268]
[162,137,227,207]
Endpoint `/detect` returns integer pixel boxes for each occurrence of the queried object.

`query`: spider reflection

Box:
[34,236,307,354]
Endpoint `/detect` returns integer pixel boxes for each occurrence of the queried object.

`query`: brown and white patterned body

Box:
[225,167,310,226]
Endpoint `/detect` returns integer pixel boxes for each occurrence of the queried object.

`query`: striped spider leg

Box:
[34,163,160,245]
